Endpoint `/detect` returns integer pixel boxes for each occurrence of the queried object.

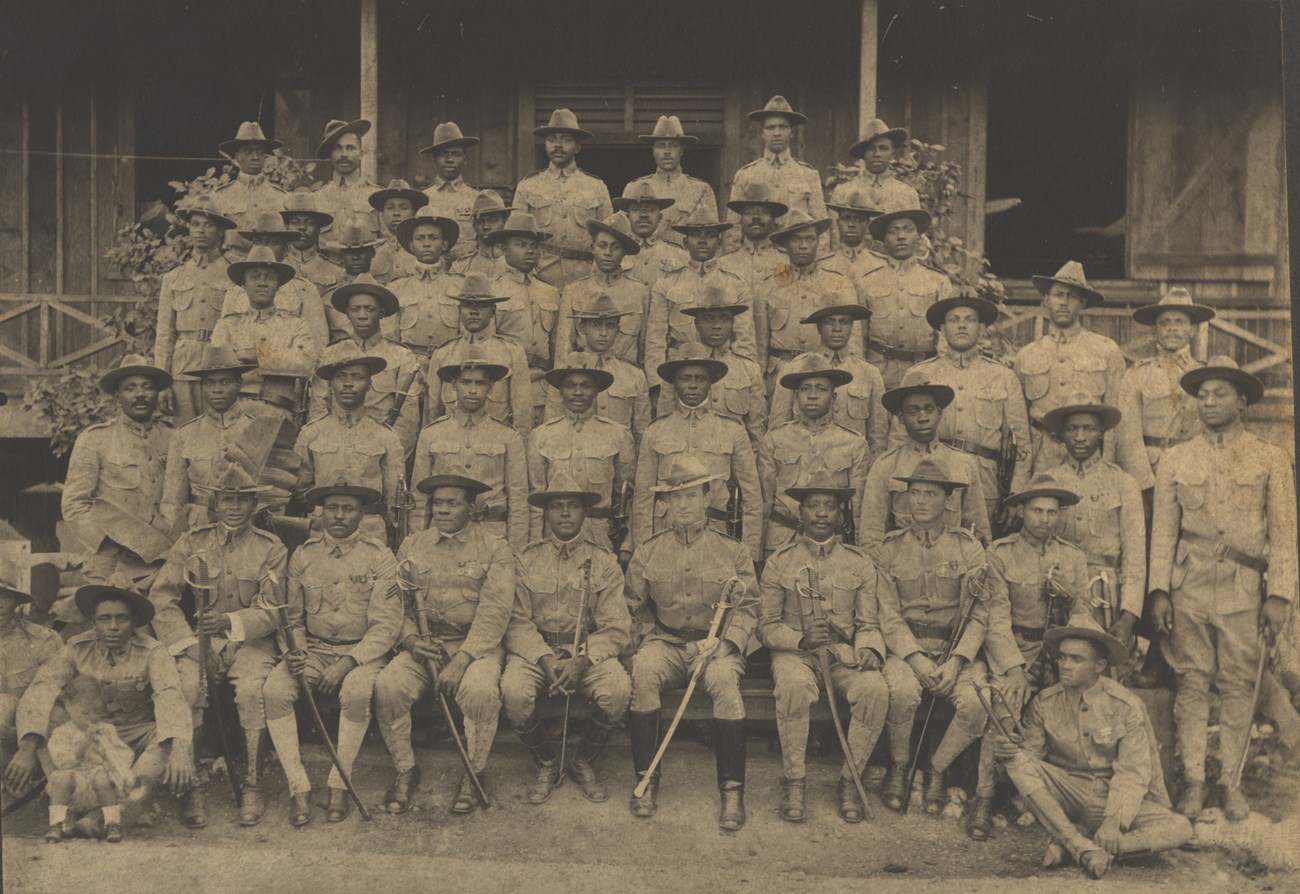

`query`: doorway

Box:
[534,144,722,204]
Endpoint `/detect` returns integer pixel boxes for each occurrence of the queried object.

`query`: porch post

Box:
[360,0,379,182]
[858,0,878,133]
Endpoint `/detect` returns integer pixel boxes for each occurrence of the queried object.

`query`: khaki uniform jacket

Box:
[630,169,717,247]
[161,403,257,530]
[857,438,991,552]
[220,276,329,352]
[210,307,318,396]
[370,239,418,285]
[828,173,920,216]
[154,251,229,376]
[0,621,64,700]
[289,531,399,665]
[1115,347,1203,491]
[770,348,887,455]
[528,410,634,543]
[293,408,405,509]
[543,350,652,443]
[211,176,288,254]
[727,152,828,248]
[313,175,381,239]
[819,244,887,285]
[860,257,953,386]
[626,237,688,291]
[308,334,424,455]
[758,418,869,553]
[62,416,171,554]
[513,164,614,282]
[645,260,758,386]
[492,266,561,371]
[754,263,858,373]
[425,334,533,437]
[286,247,344,298]
[717,239,785,294]
[657,343,767,449]
[423,177,482,261]
[983,531,1089,675]
[555,269,649,369]
[387,264,467,354]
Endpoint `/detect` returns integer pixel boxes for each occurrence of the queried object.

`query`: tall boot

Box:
[714,719,747,831]
[628,710,660,818]
[515,717,560,805]
[238,728,267,827]
[568,708,619,803]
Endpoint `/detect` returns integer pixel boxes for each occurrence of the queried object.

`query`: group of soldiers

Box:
[1,97,1295,881]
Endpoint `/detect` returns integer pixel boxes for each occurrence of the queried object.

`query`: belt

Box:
[867,339,936,363]
[306,632,361,647]
[587,506,613,519]
[768,346,799,361]
[541,629,578,649]
[907,620,953,642]
[768,508,802,532]
[404,343,434,357]
[1180,530,1268,574]
[176,328,212,341]
[655,622,711,642]
[940,437,1000,463]
[1143,434,1189,448]
[1012,624,1045,642]
[1090,554,1121,570]
[478,507,507,523]
[427,620,469,640]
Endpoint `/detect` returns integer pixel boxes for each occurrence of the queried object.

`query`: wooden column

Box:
[857,0,878,135]
[360,0,379,182]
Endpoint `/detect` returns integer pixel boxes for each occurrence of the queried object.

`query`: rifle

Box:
[633,578,746,799]
[795,564,875,821]
[610,481,633,553]
[397,559,491,809]
[996,426,1016,503]
[391,474,415,551]
[841,496,856,545]
[552,558,593,786]
[384,366,420,429]
[726,479,743,540]
[183,555,243,803]
[257,575,372,821]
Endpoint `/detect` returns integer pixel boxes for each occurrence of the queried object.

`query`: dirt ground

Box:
[4,730,1298,893]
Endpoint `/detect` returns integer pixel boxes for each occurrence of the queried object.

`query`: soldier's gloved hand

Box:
[1094,817,1124,855]
[3,737,43,794]
[856,648,883,670]
[162,739,195,797]
[437,652,472,699]
[1262,596,1289,643]
[159,387,176,417]
[906,653,940,689]
[1148,590,1174,635]
[1002,666,1030,713]
[316,656,357,696]
[800,619,832,651]
[197,609,232,637]
[1109,611,1139,650]
[933,656,966,697]
[285,650,309,677]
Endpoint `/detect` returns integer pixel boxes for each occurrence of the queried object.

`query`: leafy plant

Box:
[21,368,114,457]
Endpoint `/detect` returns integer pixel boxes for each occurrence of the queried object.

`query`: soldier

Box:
[717,183,787,292]
[1014,261,1126,476]
[632,349,763,563]
[754,209,857,387]
[858,382,990,552]
[210,121,288,255]
[5,583,197,830]
[217,215,330,351]
[554,213,648,368]
[991,620,1193,879]
[411,349,528,546]
[281,190,342,299]
[62,355,174,587]
[0,564,63,767]
[262,482,399,825]
[630,114,717,247]
[531,354,636,555]
[450,190,513,279]
[160,346,258,533]
[860,208,954,389]
[970,473,1090,840]
[367,180,425,285]
[829,119,920,215]
[488,211,562,406]
[513,108,614,288]
[758,356,868,557]
[311,118,380,239]
[420,122,482,261]
[727,96,827,248]
[759,475,891,823]
[821,190,886,282]
[673,300,766,448]
[375,474,512,815]
[625,455,760,829]
[894,293,1030,521]
[611,180,686,288]
[387,209,465,358]
[425,274,533,437]
[148,464,287,826]
[154,197,237,422]
[873,459,992,813]
[323,225,386,342]
[769,305,887,457]
[502,474,632,804]
[1148,358,1296,821]
[310,276,423,456]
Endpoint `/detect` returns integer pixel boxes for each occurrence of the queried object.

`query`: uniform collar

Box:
[1066,451,1103,476]
[1203,419,1245,447]
[563,407,598,429]
[324,528,364,556]
[119,416,157,438]
[886,254,919,271]
[778,261,817,280]
[741,238,773,256]
[675,402,711,421]
[671,520,709,543]
[217,521,254,545]
[651,169,684,183]
[636,234,659,250]
[838,243,866,259]
[800,412,834,432]
[350,332,386,350]
[504,265,534,284]
[906,520,946,546]
[431,523,471,545]
[765,149,793,166]
[334,170,363,189]
[473,242,501,259]
[591,268,623,286]
[707,343,734,360]
[1049,321,1084,343]
[287,245,319,264]
[204,401,246,427]
[864,171,895,187]
[905,436,938,455]
[453,405,488,427]
[816,346,848,365]
[193,247,223,268]
[1155,344,1195,366]
[548,532,584,558]
[800,534,837,559]
[1078,677,1107,706]
[331,406,369,427]
[237,172,267,187]
[689,258,717,275]
[943,345,980,369]
[251,305,279,321]
[547,161,579,178]
[1017,529,1051,554]
[434,175,465,191]
[94,637,134,662]
[413,261,445,280]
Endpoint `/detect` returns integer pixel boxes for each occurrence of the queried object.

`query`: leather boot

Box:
[450,772,482,814]
[881,765,908,812]
[516,717,560,805]
[568,709,619,803]
[967,794,993,840]
[1222,785,1251,821]
[837,776,864,823]
[715,720,747,831]
[383,766,421,815]
[326,787,351,823]
[923,768,947,815]
[180,786,208,829]
[628,710,660,818]
[238,729,266,827]
[1176,780,1205,818]
[779,777,806,823]
[288,792,312,827]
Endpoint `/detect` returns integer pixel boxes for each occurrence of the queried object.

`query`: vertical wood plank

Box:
[515,80,535,182]
[858,0,878,136]
[89,84,98,299]
[360,0,380,184]
[55,93,63,297]
[0,94,25,295]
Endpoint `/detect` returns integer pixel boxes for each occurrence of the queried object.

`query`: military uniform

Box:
[308,334,424,456]
[211,175,289,255]
[1115,347,1202,492]
[658,343,767,448]
[493,266,561,374]
[528,409,635,546]
[426,334,533,437]
[820,243,887,285]
[513,164,614,288]
[286,245,343,298]
[370,238,417,285]
[154,249,229,422]
[630,169,717,248]
[387,264,467,357]
[210,308,318,399]
[554,269,648,368]
[828,173,919,217]
[293,408,405,511]
[161,402,257,532]
[313,174,381,240]
[857,439,990,552]
[646,261,758,385]
[770,348,887,455]
[625,234,687,291]
[449,245,509,280]
[727,152,827,239]
[860,259,953,389]
[541,350,652,442]
[754,264,858,380]
[717,238,784,294]
[0,620,64,749]
[423,177,481,261]
[758,418,868,555]
[220,276,329,352]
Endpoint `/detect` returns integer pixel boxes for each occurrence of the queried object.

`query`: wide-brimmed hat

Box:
[769,208,833,245]
[315,347,387,380]
[177,195,236,230]
[218,121,282,157]
[826,189,884,217]
[1179,355,1264,406]
[435,343,509,384]
[613,181,675,212]
[925,292,1000,330]
[470,189,514,220]
[801,303,871,326]
[227,244,295,286]
[638,115,699,144]
[849,118,909,158]
[892,457,968,491]
[330,274,399,316]
[237,211,300,244]
[1132,287,1216,327]
[396,209,460,253]
[483,211,552,246]
[657,342,728,384]
[779,354,853,390]
[543,351,614,393]
[0,555,31,605]
[280,190,334,228]
[452,272,510,306]
[75,581,154,627]
[1045,617,1128,668]
[868,207,932,242]
[747,95,808,126]
[326,224,385,252]
[415,474,491,499]
[527,471,602,509]
[651,454,721,494]
[98,353,172,395]
[181,344,256,379]
[880,381,955,416]
[726,183,789,217]
[1031,260,1104,308]
[193,461,268,496]
[305,481,382,507]
[570,293,631,321]
[585,212,641,255]
[670,204,733,235]
[1004,472,1080,508]
[680,285,749,318]
[1042,391,1123,434]
[316,118,372,159]
[785,470,854,503]
[420,121,480,155]
[368,179,429,213]
[533,108,595,141]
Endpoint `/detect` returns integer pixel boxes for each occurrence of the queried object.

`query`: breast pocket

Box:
[399,303,421,337]
[438,299,461,331]
[301,579,325,615]
[531,200,555,229]
[1085,490,1123,538]
[102,458,141,490]
[583,448,617,488]
[824,571,861,621]
[773,445,804,482]
[1231,466,1267,512]
[907,286,935,318]
[722,385,751,417]
[233,572,262,609]
[469,440,507,478]
[767,304,791,333]
[618,312,642,338]
[171,285,196,312]
[974,384,1007,431]
[1075,354,1109,399]
[844,382,873,421]
[1019,353,1052,402]
[1174,467,1207,511]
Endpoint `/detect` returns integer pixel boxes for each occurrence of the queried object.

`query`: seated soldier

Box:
[991,620,1192,879]
[0,565,64,775]
[503,474,632,804]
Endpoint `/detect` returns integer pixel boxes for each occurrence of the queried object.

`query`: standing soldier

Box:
[513,109,613,288]
[1148,358,1296,821]
[613,181,687,288]
[0,564,63,767]
[420,122,482,262]
[387,210,466,357]
[210,121,288,256]
[311,118,380,239]
[829,119,920,215]
[375,474,513,815]
[485,211,561,386]
[368,180,425,285]
[630,115,717,247]
[1014,261,1126,476]
[262,482,400,825]
[632,350,763,564]
[502,474,632,804]
[859,208,954,389]
[450,190,514,279]
[759,475,891,823]
[281,191,342,300]
[62,355,174,587]
[411,349,528,547]
[727,96,827,248]
[673,301,766,448]
[717,184,787,292]
[323,225,386,343]
[758,356,868,558]
[554,213,648,368]
[625,456,759,829]
[821,190,885,282]
[217,215,329,351]
[894,293,1030,522]
[148,463,287,826]
[155,197,237,423]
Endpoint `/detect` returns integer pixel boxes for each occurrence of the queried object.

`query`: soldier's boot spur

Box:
[179,785,208,829]
[568,711,618,803]
[836,776,864,824]
[238,729,267,826]
[967,794,994,840]
[881,765,908,812]
[516,718,560,805]
[715,720,747,831]
[1176,780,1205,818]
[288,792,312,827]
[450,772,480,814]
[628,710,661,818]
[779,777,806,823]
[923,768,948,816]
[383,766,421,814]
[325,787,351,822]
[1222,784,1251,821]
